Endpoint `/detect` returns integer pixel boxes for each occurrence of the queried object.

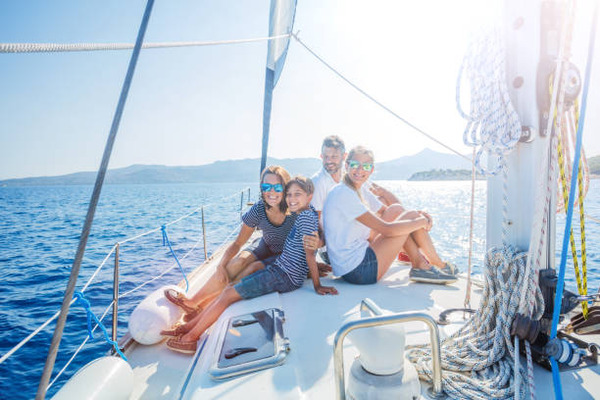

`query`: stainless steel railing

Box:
[333,298,444,399]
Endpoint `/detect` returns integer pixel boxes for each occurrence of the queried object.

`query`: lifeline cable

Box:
[35,2,156,398]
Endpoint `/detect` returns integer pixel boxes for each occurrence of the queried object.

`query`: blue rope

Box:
[161,225,189,292]
[72,291,128,362]
[550,4,597,399]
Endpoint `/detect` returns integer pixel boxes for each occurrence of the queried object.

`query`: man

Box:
[310,135,346,222]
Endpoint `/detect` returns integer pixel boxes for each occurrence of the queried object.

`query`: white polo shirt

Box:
[310,167,338,213]
[322,183,383,276]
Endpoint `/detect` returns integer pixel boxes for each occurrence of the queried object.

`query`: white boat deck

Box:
[123,246,600,399]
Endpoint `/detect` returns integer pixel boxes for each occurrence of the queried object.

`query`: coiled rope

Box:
[406,247,543,400]
[456,25,521,176]
[0,34,291,54]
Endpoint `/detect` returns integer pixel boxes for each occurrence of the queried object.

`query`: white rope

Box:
[464,148,477,310]
[291,33,473,163]
[0,35,290,54]
[406,247,542,399]
[456,24,521,176]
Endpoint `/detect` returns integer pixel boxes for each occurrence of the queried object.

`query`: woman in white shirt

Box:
[322,146,456,284]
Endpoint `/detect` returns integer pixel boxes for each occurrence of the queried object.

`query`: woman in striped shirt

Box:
[163,165,297,320]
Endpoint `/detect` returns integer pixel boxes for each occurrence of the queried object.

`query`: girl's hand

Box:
[303,231,321,251]
[315,285,339,295]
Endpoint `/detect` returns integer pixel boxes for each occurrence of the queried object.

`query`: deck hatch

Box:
[209,308,290,380]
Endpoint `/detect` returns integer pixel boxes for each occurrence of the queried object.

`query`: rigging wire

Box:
[36,2,156,396]
[291,33,473,164]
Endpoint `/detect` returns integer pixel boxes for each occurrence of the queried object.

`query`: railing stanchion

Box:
[240,190,244,218]
[247,187,251,204]
[112,243,120,344]
[202,206,208,260]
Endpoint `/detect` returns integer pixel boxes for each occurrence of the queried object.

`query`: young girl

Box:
[162,166,296,319]
[166,176,338,354]
[322,146,456,284]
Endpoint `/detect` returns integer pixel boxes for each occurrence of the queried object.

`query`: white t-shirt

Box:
[322,183,383,276]
[310,167,338,213]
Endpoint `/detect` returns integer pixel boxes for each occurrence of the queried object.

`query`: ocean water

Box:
[0,180,599,399]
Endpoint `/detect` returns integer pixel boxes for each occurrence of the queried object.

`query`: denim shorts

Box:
[234,264,299,300]
[243,238,279,262]
[342,247,378,285]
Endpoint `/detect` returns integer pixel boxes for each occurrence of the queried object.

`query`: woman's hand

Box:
[303,231,322,251]
[368,181,385,197]
[418,211,433,231]
[314,285,339,296]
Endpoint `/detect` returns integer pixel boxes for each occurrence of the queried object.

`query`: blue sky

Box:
[1,0,599,179]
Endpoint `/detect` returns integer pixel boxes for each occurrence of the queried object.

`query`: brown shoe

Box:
[160,323,190,337]
[183,307,203,322]
[166,336,197,354]
[164,288,196,313]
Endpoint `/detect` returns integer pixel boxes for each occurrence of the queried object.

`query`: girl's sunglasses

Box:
[261,183,284,193]
[347,160,373,172]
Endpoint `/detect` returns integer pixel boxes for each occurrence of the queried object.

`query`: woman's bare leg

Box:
[184,251,256,308]
[231,260,266,282]
[370,234,409,280]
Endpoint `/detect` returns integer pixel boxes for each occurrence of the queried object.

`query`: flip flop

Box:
[164,288,196,314]
[166,336,198,355]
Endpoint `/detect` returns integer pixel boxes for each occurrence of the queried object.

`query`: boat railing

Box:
[0,187,252,393]
[333,298,444,400]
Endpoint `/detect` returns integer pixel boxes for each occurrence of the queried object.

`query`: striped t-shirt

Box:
[275,205,319,287]
[241,200,296,254]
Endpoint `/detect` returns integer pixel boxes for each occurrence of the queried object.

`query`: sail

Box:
[260,0,297,175]
[266,0,297,86]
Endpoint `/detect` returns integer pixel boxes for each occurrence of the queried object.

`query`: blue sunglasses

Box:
[347,160,373,172]
[261,183,284,193]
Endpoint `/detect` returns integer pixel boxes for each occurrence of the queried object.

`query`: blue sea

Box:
[1,180,599,399]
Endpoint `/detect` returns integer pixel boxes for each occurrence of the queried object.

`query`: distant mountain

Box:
[373,148,471,180]
[0,149,469,186]
[590,155,600,176]
[409,169,484,181]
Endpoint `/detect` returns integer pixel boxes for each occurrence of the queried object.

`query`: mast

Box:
[259,0,297,176]
[487,0,555,270]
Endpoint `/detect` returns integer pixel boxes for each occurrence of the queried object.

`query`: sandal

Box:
[161,323,190,337]
[164,288,196,313]
[166,336,198,355]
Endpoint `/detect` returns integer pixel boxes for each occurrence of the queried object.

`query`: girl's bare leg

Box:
[370,234,409,280]
[181,286,243,342]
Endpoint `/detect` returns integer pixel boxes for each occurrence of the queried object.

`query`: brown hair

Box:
[321,135,346,154]
[260,165,291,213]
[343,146,374,202]
[286,175,314,196]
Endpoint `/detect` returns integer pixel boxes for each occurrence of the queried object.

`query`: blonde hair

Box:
[343,146,374,202]
[260,165,291,213]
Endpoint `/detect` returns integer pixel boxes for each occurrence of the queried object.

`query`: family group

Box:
[162,136,458,354]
